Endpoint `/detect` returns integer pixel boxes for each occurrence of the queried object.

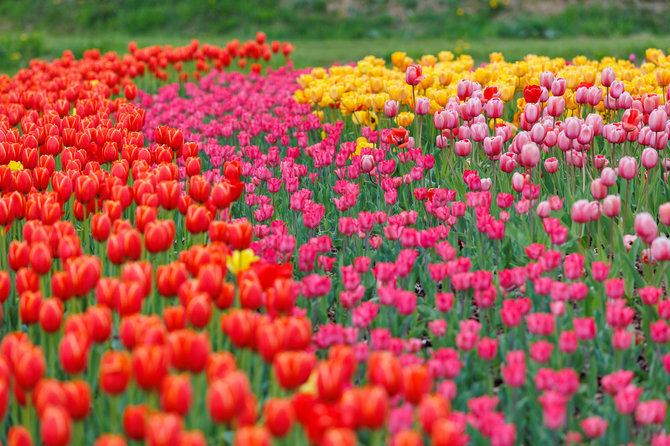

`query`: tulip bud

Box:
[40,405,71,446]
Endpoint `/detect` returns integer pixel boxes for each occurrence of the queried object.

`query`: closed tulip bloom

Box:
[185,205,211,234]
[232,426,271,446]
[649,108,668,132]
[368,351,402,395]
[94,434,128,446]
[571,199,591,223]
[405,63,425,86]
[564,117,581,139]
[454,139,471,157]
[99,351,132,395]
[546,96,565,117]
[228,220,253,250]
[580,416,608,439]
[600,167,617,186]
[273,351,316,390]
[519,142,540,167]
[40,405,71,446]
[659,202,670,226]
[590,178,608,200]
[39,297,63,333]
[91,212,112,242]
[263,398,294,437]
[652,236,670,261]
[485,97,504,119]
[123,404,150,441]
[402,364,432,405]
[603,195,621,217]
[160,374,192,416]
[415,97,430,115]
[62,379,91,420]
[635,212,658,244]
[58,332,90,375]
[431,418,469,446]
[600,67,616,87]
[641,147,659,169]
[618,156,637,180]
[145,412,183,446]
[132,345,168,391]
[12,344,45,389]
[320,428,357,446]
[417,394,450,434]
[385,100,400,118]
[28,242,51,275]
[207,374,246,423]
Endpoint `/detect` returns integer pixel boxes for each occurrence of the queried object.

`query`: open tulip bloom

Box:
[3,34,670,445]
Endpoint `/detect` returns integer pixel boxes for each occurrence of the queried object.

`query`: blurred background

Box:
[0,0,669,72]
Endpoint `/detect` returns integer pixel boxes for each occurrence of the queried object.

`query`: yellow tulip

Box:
[391,52,407,68]
[434,89,449,107]
[421,54,437,67]
[370,77,385,93]
[8,160,23,172]
[227,249,258,275]
[372,93,389,111]
[438,51,454,62]
[293,90,309,104]
[311,67,327,79]
[489,52,504,63]
[341,94,361,114]
[512,61,528,77]
[329,84,344,102]
[308,86,323,103]
[499,85,516,102]
[297,74,313,89]
[397,112,415,127]
[573,55,587,66]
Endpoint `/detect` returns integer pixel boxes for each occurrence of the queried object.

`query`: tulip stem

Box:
[623,180,630,229]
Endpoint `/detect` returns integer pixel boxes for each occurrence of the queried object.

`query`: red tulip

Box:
[40,405,71,446]
[39,298,64,333]
[58,332,90,375]
[12,343,45,389]
[233,426,271,446]
[132,344,168,391]
[94,434,128,446]
[123,404,151,441]
[99,350,132,395]
[62,379,91,420]
[8,425,34,446]
[263,397,294,437]
[160,374,193,416]
[273,351,316,390]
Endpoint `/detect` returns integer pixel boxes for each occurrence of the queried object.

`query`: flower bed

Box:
[2,34,670,445]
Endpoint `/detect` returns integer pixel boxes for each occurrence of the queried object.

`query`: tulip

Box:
[207,378,245,423]
[40,405,71,446]
[263,398,294,437]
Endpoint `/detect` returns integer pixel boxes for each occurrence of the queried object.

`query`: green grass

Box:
[4,32,670,74]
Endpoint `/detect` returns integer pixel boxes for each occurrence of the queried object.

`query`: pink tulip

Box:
[642,147,659,169]
[635,212,658,244]
[484,97,504,119]
[414,97,430,115]
[652,236,670,261]
[551,78,566,96]
[384,100,399,118]
[618,156,637,180]
[405,63,425,86]
[454,139,471,157]
[649,108,668,132]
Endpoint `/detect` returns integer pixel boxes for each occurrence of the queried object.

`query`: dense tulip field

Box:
[4,31,670,445]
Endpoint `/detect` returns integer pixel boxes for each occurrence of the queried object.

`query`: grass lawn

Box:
[5,32,670,73]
